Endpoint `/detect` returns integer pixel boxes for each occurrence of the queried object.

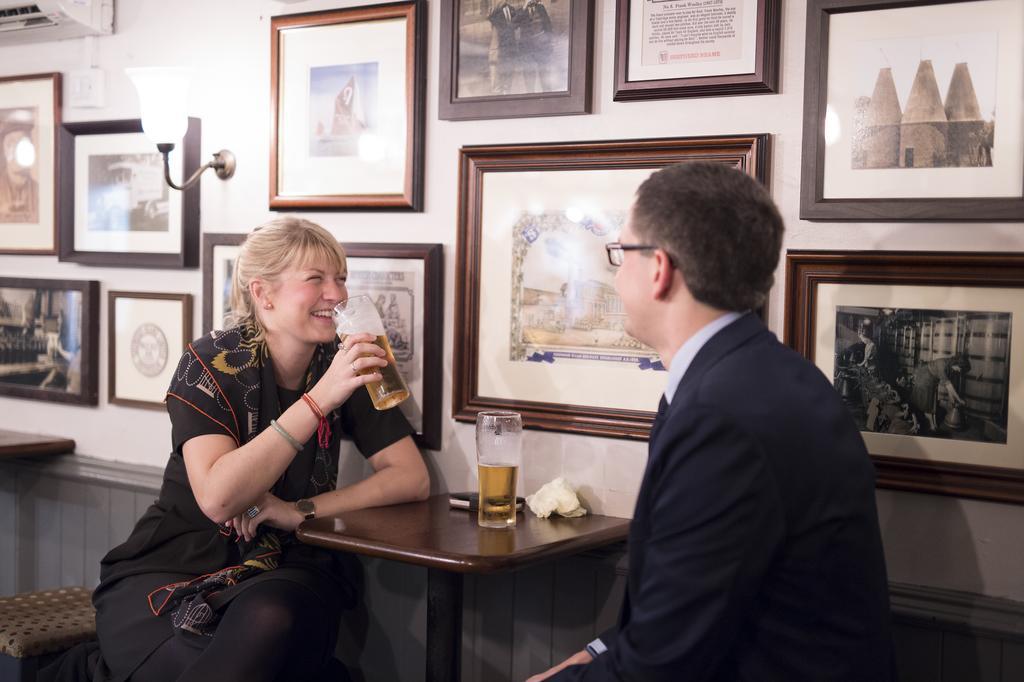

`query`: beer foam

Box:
[334,305,386,336]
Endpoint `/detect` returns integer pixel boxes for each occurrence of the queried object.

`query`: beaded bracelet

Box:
[301,393,332,449]
[270,418,303,452]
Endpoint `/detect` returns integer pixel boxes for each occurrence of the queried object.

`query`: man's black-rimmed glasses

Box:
[605,242,658,267]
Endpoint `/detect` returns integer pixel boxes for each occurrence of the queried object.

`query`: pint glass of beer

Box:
[333,295,410,410]
[476,411,522,528]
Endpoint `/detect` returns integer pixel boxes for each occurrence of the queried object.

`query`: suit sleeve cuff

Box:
[585,637,608,658]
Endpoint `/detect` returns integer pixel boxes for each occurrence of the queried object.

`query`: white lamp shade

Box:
[126,67,193,145]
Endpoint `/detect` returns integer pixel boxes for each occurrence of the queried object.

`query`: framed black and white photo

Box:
[0,73,60,254]
[58,118,201,267]
[800,0,1024,221]
[108,291,192,410]
[784,251,1024,504]
[0,277,98,405]
[202,232,246,334]
[270,2,426,210]
[438,0,594,120]
[613,0,780,101]
[454,135,769,440]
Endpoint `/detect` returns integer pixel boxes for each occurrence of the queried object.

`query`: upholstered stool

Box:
[0,587,96,682]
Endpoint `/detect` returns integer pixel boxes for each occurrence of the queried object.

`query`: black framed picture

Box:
[438,0,594,120]
[0,277,99,405]
[58,118,201,267]
[800,0,1024,221]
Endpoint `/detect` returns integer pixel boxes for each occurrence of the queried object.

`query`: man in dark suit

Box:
[528,162,894,681]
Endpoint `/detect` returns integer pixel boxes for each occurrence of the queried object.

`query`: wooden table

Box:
[297,494,630,682]
[0,428,75,459]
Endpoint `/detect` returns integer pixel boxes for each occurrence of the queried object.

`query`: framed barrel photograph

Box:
[784,251,1024,504]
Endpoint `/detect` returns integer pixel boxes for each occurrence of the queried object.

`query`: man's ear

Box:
[651,250,675,300]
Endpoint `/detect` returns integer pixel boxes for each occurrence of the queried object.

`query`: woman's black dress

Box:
[84,326,412,681]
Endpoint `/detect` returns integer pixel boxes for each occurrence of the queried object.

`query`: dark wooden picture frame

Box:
[269,1,426,211]
[0,72,61,255]
[58,118,201,267]
[201,232,247,334]
[613,0,780,102]
[784,250,1024,504]
[438,0,594,120]
[0,276,99,405]
[800,0,1024,222]
[344,242,444,451]
[108,291,193,410]
[454,135,770,440]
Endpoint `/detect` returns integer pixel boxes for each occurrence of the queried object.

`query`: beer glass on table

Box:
[333,295,410,411]
[475,411,522,529]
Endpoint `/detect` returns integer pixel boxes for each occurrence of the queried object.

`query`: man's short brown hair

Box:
[631,162,783,311]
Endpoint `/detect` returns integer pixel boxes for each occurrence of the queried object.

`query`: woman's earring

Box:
[264,302,273,310]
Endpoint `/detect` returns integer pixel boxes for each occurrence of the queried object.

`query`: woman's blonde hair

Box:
[226,217,347,341]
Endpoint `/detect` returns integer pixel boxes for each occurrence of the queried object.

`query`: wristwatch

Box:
[295,498,316,521]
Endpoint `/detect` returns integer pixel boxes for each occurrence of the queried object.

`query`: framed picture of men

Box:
[0,73,60,254]
[109,291,192,410]
[0,277,99,405]
[343,243,444,450]
[439,0,594,120]
[58,119,201,267]
[784,251,1024,504]
[454,135,769,439]
[800,0,1024,221]
[201,232,247,333]
[270,2,426,210]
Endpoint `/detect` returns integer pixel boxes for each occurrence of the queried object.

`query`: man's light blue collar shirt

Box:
[663,311,744,405]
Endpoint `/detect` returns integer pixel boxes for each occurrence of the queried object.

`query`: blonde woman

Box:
[55,218,429,682]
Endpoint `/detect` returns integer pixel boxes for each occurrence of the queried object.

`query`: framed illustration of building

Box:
[454,135,770,439]
[343,242,443,450]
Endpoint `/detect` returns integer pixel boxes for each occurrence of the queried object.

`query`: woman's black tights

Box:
[132,579,335,682]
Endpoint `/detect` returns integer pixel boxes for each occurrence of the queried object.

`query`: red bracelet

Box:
[301,393,331,449]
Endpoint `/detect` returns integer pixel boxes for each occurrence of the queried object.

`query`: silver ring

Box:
[245,505,260,519]
[351,362,358,375]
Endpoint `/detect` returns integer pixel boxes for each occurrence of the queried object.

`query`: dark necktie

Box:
[649,395,669,445]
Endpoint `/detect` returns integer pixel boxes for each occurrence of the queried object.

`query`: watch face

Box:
[297,499,315,519]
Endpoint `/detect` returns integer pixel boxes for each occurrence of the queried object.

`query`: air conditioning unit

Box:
[0,0,113,45]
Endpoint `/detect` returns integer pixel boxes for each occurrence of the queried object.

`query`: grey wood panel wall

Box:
[2,456,1023,682]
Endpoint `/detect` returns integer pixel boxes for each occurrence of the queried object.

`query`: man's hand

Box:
[525,649,593,682]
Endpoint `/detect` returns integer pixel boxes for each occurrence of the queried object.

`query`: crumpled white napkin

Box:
[526,477,588,519]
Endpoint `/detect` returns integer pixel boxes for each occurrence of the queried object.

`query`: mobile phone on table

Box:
[448,492,525,511]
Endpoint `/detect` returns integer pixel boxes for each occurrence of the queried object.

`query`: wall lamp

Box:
[126,67,235,191]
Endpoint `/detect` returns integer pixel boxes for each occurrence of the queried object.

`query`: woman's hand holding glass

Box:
[306,333,387,413]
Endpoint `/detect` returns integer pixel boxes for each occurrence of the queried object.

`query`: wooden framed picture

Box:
[201,232,246,334]
[784,251,1024,504]
[344,243,444,450]
[454,135,769,439]
[58,119,201,267]
[612,0,780,101]
[269,1,426,211]
[438,0,594,120]
[108,291,192,410]
[0,72,60,254]
[800,0,1024,221]
[0,277,98,405]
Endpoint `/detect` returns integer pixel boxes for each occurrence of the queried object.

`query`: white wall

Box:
[1,0,1022,599]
